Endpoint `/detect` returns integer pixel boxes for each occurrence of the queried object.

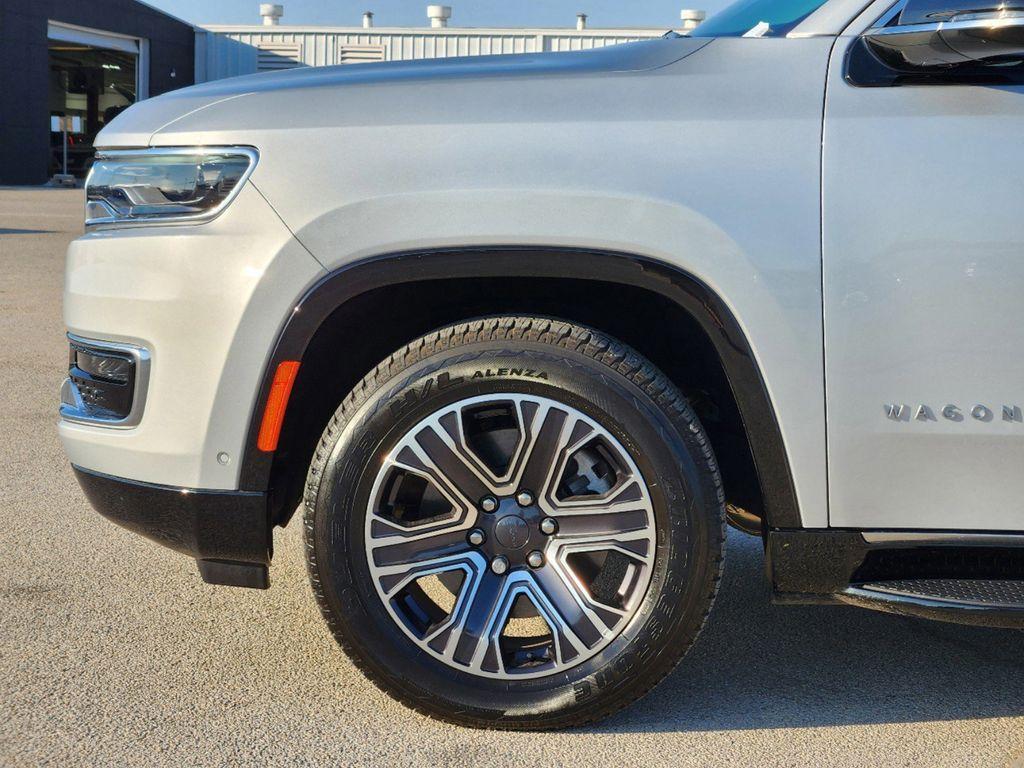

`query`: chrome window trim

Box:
[60,334,152,429]
[869,0,909,29]
[84,146,259,231]
[838,0,941,38]
[865,10,1024,36]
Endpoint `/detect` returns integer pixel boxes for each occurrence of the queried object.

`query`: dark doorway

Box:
[48,41,138,178]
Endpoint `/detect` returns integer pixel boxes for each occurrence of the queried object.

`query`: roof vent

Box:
[363,11,374,28]
[256,41,302,69]
[679,9,706,31]
[339,44,386,63]
[576,13,587,30]
[427,5,452,28]
[259,3,284,26]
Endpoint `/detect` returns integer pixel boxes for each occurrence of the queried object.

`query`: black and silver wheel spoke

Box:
[372,528,473,576]
[411,426,494,505]
[366,394,656,679]
[371,526,480,596]
[446,567,508,670]
[528,564,615,646]
[514,405,572,496]
[548,481,652,537]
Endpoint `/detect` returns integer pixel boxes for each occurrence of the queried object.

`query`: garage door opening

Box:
[47,22,148,178]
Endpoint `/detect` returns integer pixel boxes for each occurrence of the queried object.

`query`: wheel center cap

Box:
[493,515,530,550]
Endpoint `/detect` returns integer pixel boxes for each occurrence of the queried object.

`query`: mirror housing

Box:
[863,1,1024,69]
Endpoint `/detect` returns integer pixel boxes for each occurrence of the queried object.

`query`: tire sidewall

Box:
[311,339,718,725]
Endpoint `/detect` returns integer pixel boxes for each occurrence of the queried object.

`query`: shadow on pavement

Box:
[592,530,1024,733]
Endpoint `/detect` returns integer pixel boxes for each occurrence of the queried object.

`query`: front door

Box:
[822,0,1024,530]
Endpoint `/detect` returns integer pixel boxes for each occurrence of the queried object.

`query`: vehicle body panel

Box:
[95,37,709,148]
[57,0,1024,619]
[60,183,324,488]
[115,37,832,526]
[822,0,1024,530]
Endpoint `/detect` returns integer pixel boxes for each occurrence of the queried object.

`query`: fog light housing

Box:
[60,336,150,427]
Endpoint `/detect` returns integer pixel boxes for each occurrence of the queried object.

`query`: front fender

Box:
[266,188,825,527]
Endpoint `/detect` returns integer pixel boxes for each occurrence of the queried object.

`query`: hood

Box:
[96,36,710,148]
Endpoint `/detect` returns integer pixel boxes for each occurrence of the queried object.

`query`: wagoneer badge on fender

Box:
[885,403,1023,423]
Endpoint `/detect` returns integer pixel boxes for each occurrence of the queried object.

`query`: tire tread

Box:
[303,315,725,730]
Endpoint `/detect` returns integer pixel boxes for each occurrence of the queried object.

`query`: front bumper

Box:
[72,466,271,588]
[59,182,324,491]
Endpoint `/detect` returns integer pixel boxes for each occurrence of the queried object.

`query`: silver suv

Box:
[61,0,1024,729]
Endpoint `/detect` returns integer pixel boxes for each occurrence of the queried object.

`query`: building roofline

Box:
[132,0,202,30]
[197,24,674,36]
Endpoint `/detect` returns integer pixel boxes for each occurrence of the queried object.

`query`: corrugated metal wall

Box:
[195,26,668,82]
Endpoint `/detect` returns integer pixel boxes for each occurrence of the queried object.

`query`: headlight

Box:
[85,147,258,230]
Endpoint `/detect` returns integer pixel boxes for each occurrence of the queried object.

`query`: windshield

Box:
[690,0,830,37]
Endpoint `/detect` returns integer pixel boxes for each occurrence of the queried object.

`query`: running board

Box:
[836,579,1024,628]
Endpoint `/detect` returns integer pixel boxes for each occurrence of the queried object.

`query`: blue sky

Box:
[145,0,733,28]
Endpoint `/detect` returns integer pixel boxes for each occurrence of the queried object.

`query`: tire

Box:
[304,316,725,729]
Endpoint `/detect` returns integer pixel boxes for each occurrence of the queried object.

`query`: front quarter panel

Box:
[153,38,835,525]
[61,183,325,489]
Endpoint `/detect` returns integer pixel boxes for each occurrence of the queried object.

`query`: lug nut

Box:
[527,550,545,568]
[467,529,486,546]
[480,496,499,513]
[540,518,557,535]
[516,490,534,507]
[490,555,509,575]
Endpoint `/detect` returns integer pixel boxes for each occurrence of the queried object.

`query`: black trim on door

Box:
[845,35,1024,87]
[237,247,803,529]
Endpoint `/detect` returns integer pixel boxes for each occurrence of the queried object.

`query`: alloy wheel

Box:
[364,394,657,679]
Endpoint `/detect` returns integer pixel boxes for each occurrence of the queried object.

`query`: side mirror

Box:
[863,0,1024,69]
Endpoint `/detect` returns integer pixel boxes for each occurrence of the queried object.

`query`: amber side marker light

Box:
[257,360,301,452]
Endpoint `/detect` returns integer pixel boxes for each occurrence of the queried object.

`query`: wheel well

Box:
[267,275,764,532]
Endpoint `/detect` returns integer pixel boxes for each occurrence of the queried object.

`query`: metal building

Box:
[195,5,705,83]
[0,2,705,183]
[0,0,195,185]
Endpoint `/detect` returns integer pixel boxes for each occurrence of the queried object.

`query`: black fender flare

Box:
[238,246,802,529]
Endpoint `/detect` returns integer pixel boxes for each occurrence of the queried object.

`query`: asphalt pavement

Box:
[1,186,1023,767]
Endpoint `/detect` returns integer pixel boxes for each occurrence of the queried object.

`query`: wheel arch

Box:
[239,247,801,532]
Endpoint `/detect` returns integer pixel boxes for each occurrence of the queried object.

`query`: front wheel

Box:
[304,316,725,729]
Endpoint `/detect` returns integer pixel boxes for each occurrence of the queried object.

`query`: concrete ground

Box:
[1,186,1023,767]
